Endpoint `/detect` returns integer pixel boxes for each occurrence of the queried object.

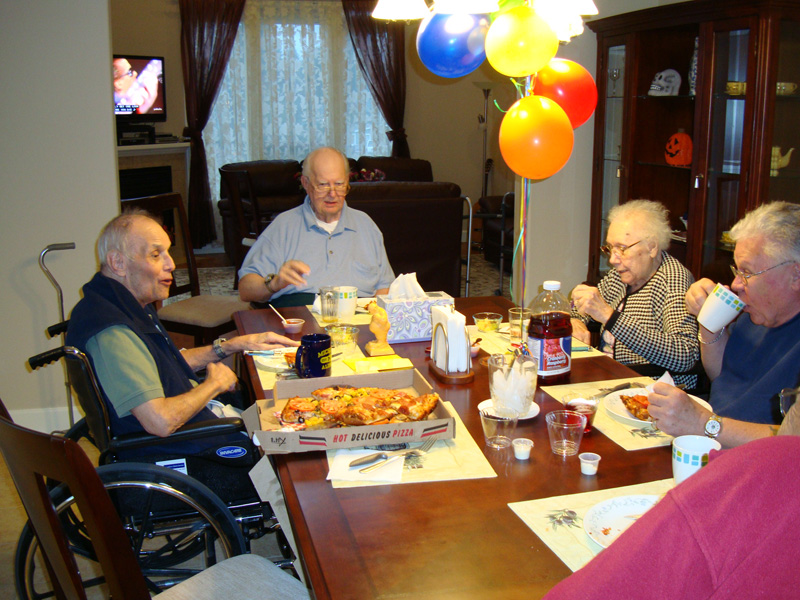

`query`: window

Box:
[205,0,391,239]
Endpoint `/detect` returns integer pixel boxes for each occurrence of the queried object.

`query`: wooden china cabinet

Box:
[586,0,800,285]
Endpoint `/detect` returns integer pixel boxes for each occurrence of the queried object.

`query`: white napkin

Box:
[431,305,468,373]
[311,294,321,314]
[387,273,426,299]
[646,371,675,392]
[326,448,404,483]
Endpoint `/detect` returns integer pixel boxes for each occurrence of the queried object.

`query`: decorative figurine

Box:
[648,69,682,96]
[665,129,693,166]
[771,147,795,177]
[365,302,394,357]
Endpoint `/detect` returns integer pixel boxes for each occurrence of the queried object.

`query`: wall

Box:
[0,0,118,430]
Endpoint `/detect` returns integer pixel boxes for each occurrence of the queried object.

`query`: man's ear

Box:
[106,249,127,277]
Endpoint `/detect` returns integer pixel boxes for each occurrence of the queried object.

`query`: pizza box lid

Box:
[241,368,455,454]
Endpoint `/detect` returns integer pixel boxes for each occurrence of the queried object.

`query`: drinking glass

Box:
[319,287,338,324]
[508,307,532,347]
[780,387,800,417]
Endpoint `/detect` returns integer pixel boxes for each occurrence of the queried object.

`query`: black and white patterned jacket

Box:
[573,252,700,388]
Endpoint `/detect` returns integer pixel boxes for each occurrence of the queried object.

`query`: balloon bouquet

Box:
[415,0,598,301]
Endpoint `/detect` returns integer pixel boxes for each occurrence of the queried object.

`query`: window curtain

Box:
[179,0,245,248]
[204,0,391,241]
[341,0,410,158]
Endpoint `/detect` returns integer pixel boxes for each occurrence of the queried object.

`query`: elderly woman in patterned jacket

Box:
[570,200,700,388]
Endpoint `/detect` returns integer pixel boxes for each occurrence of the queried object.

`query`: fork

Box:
[357,438,436,474]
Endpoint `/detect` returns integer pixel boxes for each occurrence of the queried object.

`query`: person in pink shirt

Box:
[544,435,800,599]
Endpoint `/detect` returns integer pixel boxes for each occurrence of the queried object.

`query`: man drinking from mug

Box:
[648,201,800,446]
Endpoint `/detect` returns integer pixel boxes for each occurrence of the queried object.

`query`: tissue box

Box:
[377,292,454,343]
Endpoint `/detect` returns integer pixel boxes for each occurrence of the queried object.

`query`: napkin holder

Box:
[428,321,474,384]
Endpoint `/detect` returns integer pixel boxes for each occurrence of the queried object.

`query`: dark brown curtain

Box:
[179,0,245,247]
[341,0,410,158]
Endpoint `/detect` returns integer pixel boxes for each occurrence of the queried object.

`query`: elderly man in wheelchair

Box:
[18,210,303,599]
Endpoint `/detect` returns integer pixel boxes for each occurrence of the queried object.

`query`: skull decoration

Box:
[648,69,682,96]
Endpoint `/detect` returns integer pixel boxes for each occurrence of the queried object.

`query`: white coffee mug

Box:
[335,286,357,320]
[672,435,721,484]
[697,283,745,333]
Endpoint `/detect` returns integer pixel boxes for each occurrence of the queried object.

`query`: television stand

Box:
[117,123,154,145]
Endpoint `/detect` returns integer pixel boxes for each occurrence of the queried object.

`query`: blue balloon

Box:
[416,13,490,78]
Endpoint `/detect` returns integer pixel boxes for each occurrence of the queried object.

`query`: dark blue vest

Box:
[66,273,229,455]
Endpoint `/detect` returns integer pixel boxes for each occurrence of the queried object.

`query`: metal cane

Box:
[39,243,76,426]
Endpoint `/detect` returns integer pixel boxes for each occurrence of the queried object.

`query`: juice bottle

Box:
[528,281,572,385]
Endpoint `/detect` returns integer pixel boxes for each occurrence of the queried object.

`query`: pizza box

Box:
[241,368,455,454]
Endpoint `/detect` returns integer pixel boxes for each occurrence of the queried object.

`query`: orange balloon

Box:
[499,95,574,180]
[485,6,558,77]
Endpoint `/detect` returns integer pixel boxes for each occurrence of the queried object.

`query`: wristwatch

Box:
[212,338,228,360]
[264,273,277,294]
[704,413,723,438]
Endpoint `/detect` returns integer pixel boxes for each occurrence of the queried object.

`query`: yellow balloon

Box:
[485,6,559,77]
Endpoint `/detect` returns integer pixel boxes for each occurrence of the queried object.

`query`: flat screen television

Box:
[113,55,166,123]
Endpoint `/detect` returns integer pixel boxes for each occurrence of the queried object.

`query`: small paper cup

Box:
[282,318,304,334]
[579,452,601,475]
[512,438,534,460]
[697,283,745,333]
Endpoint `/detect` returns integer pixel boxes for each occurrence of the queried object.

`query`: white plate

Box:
[478,399,540,420]
[603,389,712,427]
[583,494,660,548]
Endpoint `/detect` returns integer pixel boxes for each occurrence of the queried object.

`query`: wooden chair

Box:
[121,192,250,347]
[0,398,309,600]
[218,165,264,289]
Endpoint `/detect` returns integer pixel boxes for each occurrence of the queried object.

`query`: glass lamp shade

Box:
[434,0,500,14]
[372,0,430,20]
[572,0,599,16]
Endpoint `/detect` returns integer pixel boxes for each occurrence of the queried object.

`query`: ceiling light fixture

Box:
[372,0,430,21]
[433,0,500,14]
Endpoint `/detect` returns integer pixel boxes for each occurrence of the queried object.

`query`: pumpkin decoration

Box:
[665,129,693,166]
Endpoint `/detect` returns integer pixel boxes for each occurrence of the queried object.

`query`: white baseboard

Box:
[10,406,83,434]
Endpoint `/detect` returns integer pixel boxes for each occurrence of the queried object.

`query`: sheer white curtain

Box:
[204,0,392,242]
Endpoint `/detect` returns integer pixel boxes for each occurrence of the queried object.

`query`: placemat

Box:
[508,478,674,572]
[466,326,604,359]
[254,347,366,394]
[326,401,497,488]
[541,378,673,450]
[306,297,375,328]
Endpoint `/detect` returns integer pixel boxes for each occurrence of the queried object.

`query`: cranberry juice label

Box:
[529,335,572,376]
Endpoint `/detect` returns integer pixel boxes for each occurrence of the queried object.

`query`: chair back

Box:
[0,399,152,599]
[121,192,200,298]
[28,345,114,456]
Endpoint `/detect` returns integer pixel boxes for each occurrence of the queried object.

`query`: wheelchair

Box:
[17,343,293,599]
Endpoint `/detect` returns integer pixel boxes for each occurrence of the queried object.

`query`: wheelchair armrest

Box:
[108,417,247,452]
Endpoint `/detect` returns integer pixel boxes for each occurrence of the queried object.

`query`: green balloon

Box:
[491,0,526,21]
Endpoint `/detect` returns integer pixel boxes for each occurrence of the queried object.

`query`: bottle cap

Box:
[543,280,561,291]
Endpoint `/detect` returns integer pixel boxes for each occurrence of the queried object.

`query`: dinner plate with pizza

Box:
[603,389,712,427]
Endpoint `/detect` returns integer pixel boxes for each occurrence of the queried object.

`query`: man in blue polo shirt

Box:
[237,146,395,307]
[648,201,800,446]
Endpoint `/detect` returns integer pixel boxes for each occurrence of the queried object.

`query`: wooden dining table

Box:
[235,297,673,600]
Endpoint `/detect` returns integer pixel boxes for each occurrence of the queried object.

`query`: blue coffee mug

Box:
[295,333,332,378]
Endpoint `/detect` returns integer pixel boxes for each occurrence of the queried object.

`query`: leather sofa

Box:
[217,158,464,297]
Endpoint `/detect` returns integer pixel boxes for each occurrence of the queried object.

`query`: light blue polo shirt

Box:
[238,197,395,300]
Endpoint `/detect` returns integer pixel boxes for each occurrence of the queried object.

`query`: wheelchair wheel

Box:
[15,462,246,599]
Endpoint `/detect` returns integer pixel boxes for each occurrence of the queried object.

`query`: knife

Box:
[588,381,637,401]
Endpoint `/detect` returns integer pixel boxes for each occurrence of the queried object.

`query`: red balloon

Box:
[499,95,574,180]
[532,58,598,129]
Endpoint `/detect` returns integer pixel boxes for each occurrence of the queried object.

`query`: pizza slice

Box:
[620,394,651,421]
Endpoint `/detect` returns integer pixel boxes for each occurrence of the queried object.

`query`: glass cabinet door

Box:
[766,20,800,204]
[599,44,626,277]
[699,26,751,281]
